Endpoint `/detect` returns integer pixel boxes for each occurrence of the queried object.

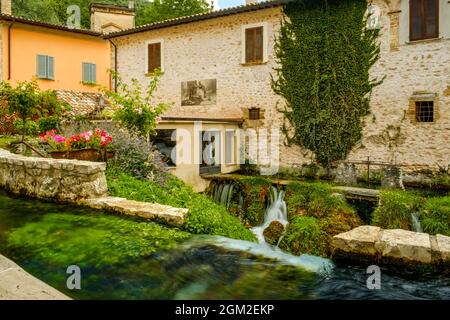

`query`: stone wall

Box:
[0,149,108,201]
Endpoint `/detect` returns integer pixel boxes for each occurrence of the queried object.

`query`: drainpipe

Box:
[7,22,15,80]
[108,39,118,92]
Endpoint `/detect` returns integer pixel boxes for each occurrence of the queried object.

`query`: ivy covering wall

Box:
[273,0,382,168]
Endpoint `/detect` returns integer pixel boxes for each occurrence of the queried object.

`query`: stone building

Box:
[104,0,450,191]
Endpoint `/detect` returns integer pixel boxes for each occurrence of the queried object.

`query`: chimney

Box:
[90,3,136,34]
[1,0,12,15]
[128,1,135,10]
[246,0,255,5]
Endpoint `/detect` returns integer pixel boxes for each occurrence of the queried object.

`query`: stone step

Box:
[80,196,187,227]
[332,226,450,267]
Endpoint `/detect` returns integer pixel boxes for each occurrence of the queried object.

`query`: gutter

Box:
[108,39,118,92]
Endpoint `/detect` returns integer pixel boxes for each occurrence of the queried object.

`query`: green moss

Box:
[0,136,16,149]
[285,181,353,219]
[106,167,256,242]
[7,213,191,268]
[372,190,424,230]
[421,197,450,236]
[238,176,272,226]
[279,216,329,257]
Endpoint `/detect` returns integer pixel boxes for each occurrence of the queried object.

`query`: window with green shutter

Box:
[82,62,96,84]
[36,55,55,80]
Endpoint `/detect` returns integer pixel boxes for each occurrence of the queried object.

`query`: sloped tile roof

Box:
[56,90,110,118]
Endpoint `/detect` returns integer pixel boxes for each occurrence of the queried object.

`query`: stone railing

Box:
[0,148,107,201]
[332,226,450,268]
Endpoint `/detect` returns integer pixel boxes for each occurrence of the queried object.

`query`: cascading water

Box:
[251,186,289,246]
[411,212,423,233]
[211,182,237,210]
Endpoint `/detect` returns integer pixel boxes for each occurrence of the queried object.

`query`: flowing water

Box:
[0,190,449,300]
[411,212,423,233]
[251,186,288,245]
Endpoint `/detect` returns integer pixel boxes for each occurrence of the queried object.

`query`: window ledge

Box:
[241,61,267,67]
[36,77,54,81]
[82,82,97,86]
[145,71,164,77]
[406,37,442,45]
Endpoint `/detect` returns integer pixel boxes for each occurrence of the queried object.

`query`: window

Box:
[249,108,261,120]
[410,0,439,41]
[242,23,268,65]
[147,41,162,74]
[154,129,176,167]
[36,55,54,80]
[415,101,434,122]
[82,62,96,84]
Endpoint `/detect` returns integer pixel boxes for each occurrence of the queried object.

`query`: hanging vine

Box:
[272,0,383,168]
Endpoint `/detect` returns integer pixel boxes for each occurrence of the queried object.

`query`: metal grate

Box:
[415,101,434,122]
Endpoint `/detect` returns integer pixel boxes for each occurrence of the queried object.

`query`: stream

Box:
[0,190,449,300]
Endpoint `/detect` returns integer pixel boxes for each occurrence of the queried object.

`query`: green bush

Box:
[372,190,423,230]
[37,116,61,133]
[421,197,450,236]
[106,167,256,241]
[285,181,353,219]
[279,216,329,257]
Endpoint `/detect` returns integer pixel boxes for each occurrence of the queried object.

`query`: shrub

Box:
[279,216,329,257]
[372,190,424,230]
[421,197,450,236]
[13,119,40,136]
[106,168,256,242]
[239,176,272,226]
[285,181,353,219]
[37,116,61,133]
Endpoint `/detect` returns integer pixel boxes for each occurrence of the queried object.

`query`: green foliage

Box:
[13,119,40,136]
[372,190,424,230]
[421,197,450,236]
[285,181,351,219]
[272,0,382,167]
[37,115,61,133]
[0,80,68,140]
[106,167,256,241]
[103,71,170,138]
[7,213,191,268]
[279,216,329,257]
[13,0,209,29]
[239,176,272,226]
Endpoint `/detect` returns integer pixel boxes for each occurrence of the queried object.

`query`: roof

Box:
[56,90,110,118]
[0,14,102,37]
[104,0,291,39]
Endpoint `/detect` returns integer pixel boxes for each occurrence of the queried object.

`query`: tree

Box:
[0,80,69,141]
[272,0,382,169]
[136,0,210,26]
[12,0,210,29]
[103,70,171,140]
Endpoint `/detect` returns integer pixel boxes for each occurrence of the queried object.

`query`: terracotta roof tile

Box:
[55,90,110,118]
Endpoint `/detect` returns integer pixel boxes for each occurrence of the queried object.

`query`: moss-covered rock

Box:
[263,221,285,246]
[238,176,272,226]
[279,216,329,257]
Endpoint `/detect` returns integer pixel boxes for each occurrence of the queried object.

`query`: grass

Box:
[421,197,450,236]
[106,167,256,242]
[0,135,16,149]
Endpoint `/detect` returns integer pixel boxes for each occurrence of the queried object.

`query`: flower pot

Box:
[68,149,101,162]
[49,151,68,159]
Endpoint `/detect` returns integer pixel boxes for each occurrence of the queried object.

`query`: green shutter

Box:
[90,64,96,83]
[36,55,47,78]
[47,56,54,80]
[82,62,90,83]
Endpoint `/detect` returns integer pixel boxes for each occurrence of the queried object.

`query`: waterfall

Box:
[411,212,423,233]
[251,186,288,245]
[211,182,235,209]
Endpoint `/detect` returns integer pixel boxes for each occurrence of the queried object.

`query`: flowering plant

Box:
[39,128,113,151]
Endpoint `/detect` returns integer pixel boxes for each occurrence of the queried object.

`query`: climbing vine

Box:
[272,0,383,168]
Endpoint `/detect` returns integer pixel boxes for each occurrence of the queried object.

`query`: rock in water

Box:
[263,221,285,246]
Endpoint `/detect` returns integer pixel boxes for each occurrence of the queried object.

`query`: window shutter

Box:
[245,27,264,63]
[47,56,55,80]
[245,28,254,63]
[255,27,263,61]
[91,64,96,83]
[82,62,89,83]
[148,43,162,73]
[36,55,47,78]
